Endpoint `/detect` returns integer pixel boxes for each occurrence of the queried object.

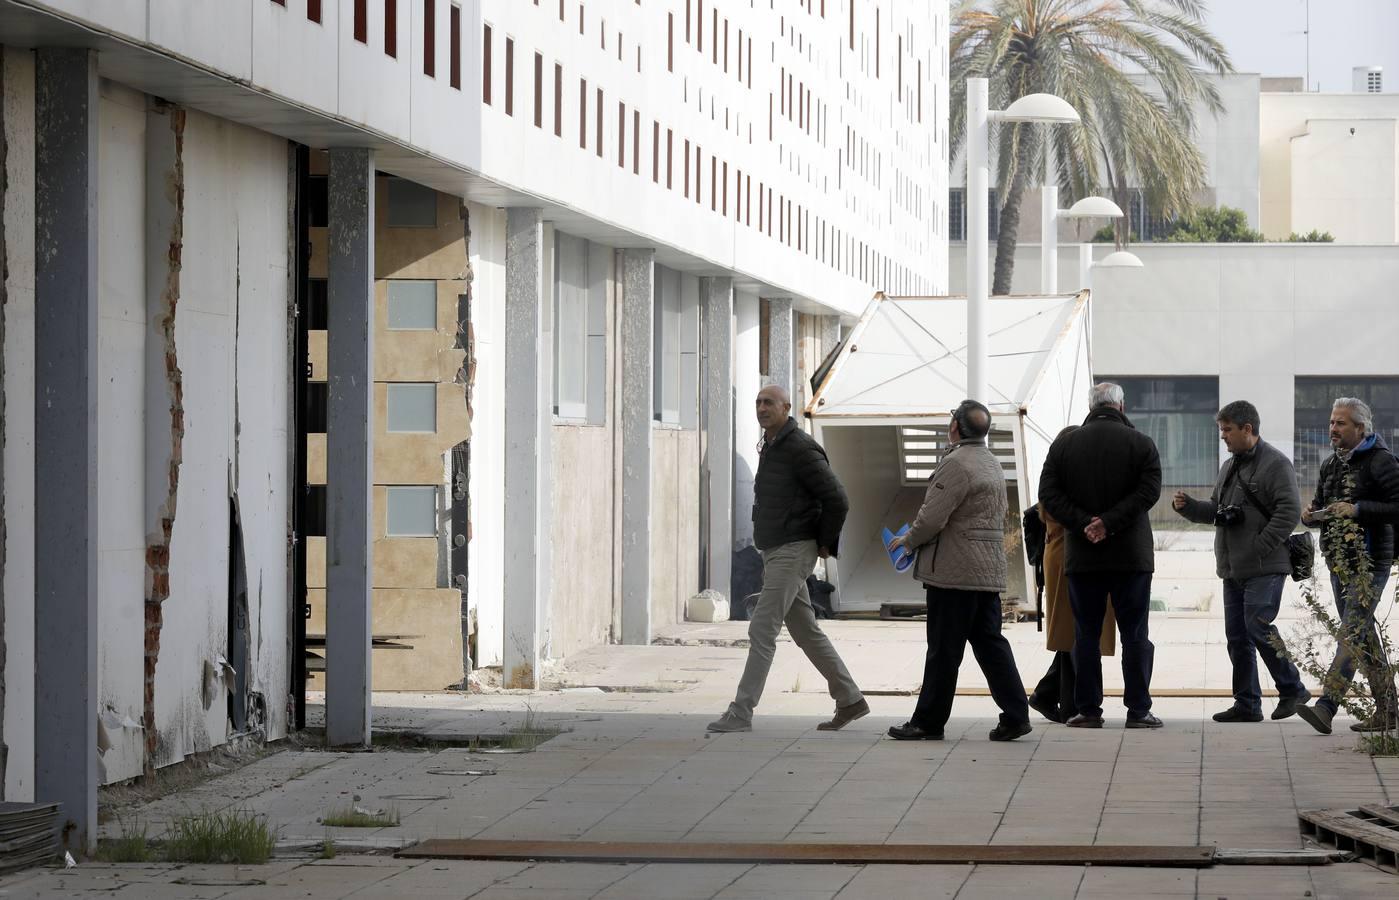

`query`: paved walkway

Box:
[5,602,1399,898]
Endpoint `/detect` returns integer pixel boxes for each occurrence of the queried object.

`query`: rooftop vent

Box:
[1353,66,1383,93]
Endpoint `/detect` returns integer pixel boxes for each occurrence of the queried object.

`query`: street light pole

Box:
[966,78,990,404]
[1041,133,1058,294]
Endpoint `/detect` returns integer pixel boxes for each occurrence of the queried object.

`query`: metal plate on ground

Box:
[1299,805,1399,874]
[397,840,1216,867]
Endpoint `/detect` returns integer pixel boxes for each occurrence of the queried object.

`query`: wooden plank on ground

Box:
[397,840,1216,867]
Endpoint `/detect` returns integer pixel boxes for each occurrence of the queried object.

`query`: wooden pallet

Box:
[1298,805,1399,874]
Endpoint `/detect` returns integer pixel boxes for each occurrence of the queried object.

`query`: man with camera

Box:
[1172,401,1308,723]
[1294,398,1399,735]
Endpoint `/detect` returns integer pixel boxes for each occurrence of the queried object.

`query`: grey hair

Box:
[1089,382,1125,409]
[1333,397,1373,434]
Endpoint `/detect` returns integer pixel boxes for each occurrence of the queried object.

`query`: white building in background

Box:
[951,67,1399,520]
[0,0,947,847]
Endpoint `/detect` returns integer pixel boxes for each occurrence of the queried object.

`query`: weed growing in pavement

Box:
[318,839,337,859]
[94,818,152,863]
[164,808,277,864]
[321,806,400,828]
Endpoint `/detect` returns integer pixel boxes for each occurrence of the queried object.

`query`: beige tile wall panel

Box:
[305,588,464,691]
[306,433,327,485]
[306,536,326,589]
[649,428,681,630]
[307,330,327,381]
[308,227,327,279]
[375,434,446,484]
[376,189,468,279]
[550,425,615,658]
[373,538,440,589]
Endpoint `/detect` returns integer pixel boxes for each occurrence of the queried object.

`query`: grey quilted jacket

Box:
[905,440,1009,592]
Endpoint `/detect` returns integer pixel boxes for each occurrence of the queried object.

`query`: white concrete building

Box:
[0,0,948,848]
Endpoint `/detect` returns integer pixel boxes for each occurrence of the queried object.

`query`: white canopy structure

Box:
[806,292,1092,615]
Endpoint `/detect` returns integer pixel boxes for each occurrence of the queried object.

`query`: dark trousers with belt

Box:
[1068,571,1155,718]
[910,586,1030,732]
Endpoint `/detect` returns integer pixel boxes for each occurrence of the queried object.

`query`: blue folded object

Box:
[882,525,915,572]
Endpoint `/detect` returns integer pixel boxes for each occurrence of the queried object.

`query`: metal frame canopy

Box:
[805,292,1093,612]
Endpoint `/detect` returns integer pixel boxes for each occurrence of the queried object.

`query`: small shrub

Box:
[164,809,277,864]
[1287,229,1335,243]
[319,839,337,859]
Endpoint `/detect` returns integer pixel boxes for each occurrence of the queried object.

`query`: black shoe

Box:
[1126,713,1164,729]
[1065,714,1104,729]
[1296,703,1334,735]
[989,720,1032,742]
[887,721,944,741]
[1028,693,1063,724]
[1271,694,1309,721]
[1212,705,1264,723]
[1348,710,1396,733]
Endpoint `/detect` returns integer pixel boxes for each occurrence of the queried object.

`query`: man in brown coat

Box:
[886,400,1032,742]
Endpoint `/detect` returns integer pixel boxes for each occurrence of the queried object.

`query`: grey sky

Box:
[1203,0,1399,91]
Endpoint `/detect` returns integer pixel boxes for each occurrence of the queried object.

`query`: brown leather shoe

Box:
[1065,713,1104,728]
[817,698,870,731]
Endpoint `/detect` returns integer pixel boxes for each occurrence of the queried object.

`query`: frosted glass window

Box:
[386,486,438,536]
[387,383,437,432]
[387,280,437,330]
[387,177,437,227]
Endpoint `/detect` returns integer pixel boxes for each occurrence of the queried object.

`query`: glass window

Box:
[1101,376,1219,488]
[386,486,438,537]
[386,383,437,432]
[387,281,437,330]
[1295,377,1399,497]
[386,177,437,227]
[552,231,608,424]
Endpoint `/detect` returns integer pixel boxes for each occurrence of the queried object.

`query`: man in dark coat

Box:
[1039,382,1164,729]
[708,385,867,733]
[1296,397,1399,735]
[1173,400,1308,723]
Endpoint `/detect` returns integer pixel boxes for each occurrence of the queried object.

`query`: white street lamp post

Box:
[965,78,1079,403]
[1044,193,1128,294]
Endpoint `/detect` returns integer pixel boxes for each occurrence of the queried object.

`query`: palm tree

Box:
[951,0,1233,294]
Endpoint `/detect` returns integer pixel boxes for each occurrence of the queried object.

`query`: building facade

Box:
[0,0,948,848]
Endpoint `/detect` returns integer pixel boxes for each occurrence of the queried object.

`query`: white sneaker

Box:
[706,712,752,733]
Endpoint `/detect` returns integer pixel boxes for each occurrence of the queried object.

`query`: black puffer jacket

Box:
[752,418,850,555]
[1039,407,1163,574]
[1309,433,1399,568]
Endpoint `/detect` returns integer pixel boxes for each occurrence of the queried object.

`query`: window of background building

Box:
[652,265,699,427]
[308,0,322,24]
[387,281,438,330]
[554,63,563,136]
[533,52,543,127]
[449,4,461,88]
[579,78,588,148]
[596,87,604,157]
[386,486,438,537]
[483,24,493,103]
[422,0,434,75]
[553,232,608,424]
[385,0,398,57]
[354,0,367,43]
[386,177,437,227]
[387,383,437,432]
[1295,377,1399,496]
[505,37,515,115]
[1102,376,1220,493]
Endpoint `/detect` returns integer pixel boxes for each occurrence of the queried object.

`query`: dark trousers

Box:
[1032,651,1076,721]
[1068,572,1154,718]
[1222,574,1307,715]
[910,586,1030,731]
[1318,570,1397,716]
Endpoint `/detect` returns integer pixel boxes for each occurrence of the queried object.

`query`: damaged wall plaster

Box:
[141,102,185,776]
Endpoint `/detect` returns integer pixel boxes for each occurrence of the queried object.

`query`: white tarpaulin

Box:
[805,292,1093,613]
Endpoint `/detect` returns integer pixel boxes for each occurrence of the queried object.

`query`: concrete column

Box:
[503,208,551,686]
[766,297,794,396]
[325,148,375,748]
[620,249,655,645]
[701,277,734,601]
[819,315,841,364]
[732,292,762,550]
[34,47,99,854]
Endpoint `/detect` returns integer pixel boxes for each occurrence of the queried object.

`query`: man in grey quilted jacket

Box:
[886,400,1032,742]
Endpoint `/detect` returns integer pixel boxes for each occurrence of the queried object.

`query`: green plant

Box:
[95,818,151,863]
[1161,205,1264,243]
[1278,466,1398,755]
[500,707,566,750]
[322,806,400,828]
[319,839,337,860]
[1288,229,1335,243]
[164,809,277,864]
[951,0,1232,288]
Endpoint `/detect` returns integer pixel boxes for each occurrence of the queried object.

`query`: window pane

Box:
[1100,376,1219,488]
[1295,376,1399,501]
[386,178,437,227]
[387,383,437,432]
[387,281,437,330]
[386,486,437,536]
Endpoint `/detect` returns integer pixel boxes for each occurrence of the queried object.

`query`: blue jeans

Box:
[1222,574,1307,715]
[1068,571,1154,718]
[1318,569,1397,716]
